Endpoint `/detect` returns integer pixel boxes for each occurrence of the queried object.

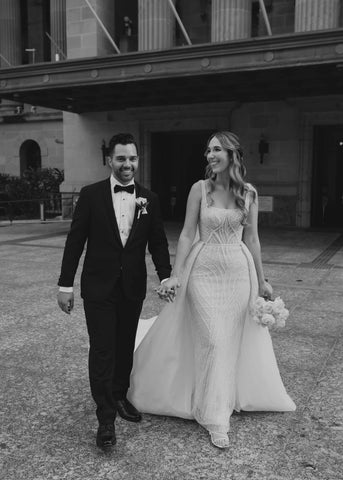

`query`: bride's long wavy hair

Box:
[205,131,254,224]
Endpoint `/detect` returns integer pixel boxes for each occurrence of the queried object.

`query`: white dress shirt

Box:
[111,175,136,247]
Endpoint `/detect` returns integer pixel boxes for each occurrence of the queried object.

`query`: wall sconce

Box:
[101,139,109,166]
[258,134,269,164]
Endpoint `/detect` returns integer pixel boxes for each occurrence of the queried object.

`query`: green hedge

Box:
[0,168,64,219]
[0,168,64,200]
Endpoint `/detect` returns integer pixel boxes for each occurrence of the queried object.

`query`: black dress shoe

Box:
[115,398,142,422]
[96,423,116,449]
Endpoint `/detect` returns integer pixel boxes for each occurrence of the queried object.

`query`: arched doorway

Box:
[20,140,42,175]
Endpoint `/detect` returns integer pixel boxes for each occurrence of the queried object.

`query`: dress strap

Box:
[200,179,208,208]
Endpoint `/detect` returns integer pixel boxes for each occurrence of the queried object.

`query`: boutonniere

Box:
[136,197,149,219]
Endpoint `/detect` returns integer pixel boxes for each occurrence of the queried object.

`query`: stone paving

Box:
[0,221,342,480]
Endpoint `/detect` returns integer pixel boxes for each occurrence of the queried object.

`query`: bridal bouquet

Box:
[252,296,289,328]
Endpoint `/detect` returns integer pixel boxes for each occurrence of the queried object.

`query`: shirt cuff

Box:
[59,286,73,293]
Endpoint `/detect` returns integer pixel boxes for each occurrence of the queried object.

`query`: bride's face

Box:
[206,137,230,174]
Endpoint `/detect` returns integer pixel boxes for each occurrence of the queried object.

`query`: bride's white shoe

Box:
[210,432,230,449]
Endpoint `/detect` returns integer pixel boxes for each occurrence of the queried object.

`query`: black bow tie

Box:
[114,184,135,194]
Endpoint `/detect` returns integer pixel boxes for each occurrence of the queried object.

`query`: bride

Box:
[128,131,296,448]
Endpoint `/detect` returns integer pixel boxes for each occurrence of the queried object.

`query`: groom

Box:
[57,133,171,449]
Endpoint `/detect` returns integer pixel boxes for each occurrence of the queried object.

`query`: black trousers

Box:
[83,286,143,425]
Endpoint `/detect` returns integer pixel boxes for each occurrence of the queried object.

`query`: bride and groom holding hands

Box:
[57,131,295,451]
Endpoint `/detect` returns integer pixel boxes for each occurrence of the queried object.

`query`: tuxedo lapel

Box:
[102,178,122,246]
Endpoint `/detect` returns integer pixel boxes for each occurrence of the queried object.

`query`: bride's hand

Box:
[259,280,273,300]
[156,276,180,302]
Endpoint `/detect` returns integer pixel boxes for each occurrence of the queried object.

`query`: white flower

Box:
[279,309,289,320]
[275,309,289,327]
[276,317,286,328]
[253,297,265,316]
[261,313,275,327]
[255,296,265,309]
[135,197,148,218]
[272,296,285,314]
[264,301,274,314]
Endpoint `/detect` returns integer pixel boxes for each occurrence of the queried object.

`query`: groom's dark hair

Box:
[108,133,138,157]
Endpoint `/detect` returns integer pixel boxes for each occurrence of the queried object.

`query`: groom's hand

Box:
[156,277,180,302]
[57,291,74,314]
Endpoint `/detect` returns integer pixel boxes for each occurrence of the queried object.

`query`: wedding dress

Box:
[128,180,296,436]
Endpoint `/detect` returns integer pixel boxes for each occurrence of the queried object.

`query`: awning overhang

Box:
[0,29,343,113]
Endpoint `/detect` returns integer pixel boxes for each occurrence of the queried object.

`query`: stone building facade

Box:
[0,102,63,176]
[0,0,342,228]
[0,0,64,176]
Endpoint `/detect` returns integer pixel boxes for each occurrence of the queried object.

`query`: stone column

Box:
[295,0,340,32]
[67,0,115,59]
[138,0,174,51]
[50,0,67,61]
[211,0,252,42]
[0,0,21,67]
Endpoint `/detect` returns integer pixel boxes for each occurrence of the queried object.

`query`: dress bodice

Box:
[199,180,248,245]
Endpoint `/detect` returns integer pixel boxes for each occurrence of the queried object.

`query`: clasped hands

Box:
[156,276,180,302]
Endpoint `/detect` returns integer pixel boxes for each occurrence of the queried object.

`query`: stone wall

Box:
[0,110,63,176]
[259,196,297,226]
[233,100,299,226]
[60,110,139,192]
[66,0,115,59]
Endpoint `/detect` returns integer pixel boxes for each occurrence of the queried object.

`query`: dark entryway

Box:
[151,131,212,220]
[20,139,42,175]
[20,0,51,64]
[311,125,343,228]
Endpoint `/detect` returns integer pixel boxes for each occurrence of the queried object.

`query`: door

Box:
[151,131,211,220]
[312,126,343,228]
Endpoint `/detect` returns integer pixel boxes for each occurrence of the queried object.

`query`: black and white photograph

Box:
[0,1,342,479]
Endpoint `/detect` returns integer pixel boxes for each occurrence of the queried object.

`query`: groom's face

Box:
[108,143,139,185]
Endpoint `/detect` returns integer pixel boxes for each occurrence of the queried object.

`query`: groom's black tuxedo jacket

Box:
[58,178,171,301]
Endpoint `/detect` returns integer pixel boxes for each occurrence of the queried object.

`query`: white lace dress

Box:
[128,180,295,434]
